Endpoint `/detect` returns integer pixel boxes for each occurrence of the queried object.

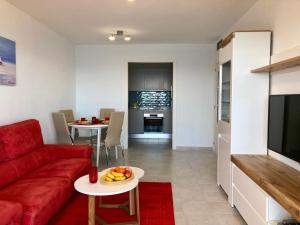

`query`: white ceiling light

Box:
[108,34,116,41]
[127,0,136,2]
[108,30,132,42]
[124,35,131,41]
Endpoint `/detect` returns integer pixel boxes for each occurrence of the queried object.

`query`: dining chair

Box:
[100,108,115,120]
[52,112,92,145]
[52,112,74,144]
[59,109,75,123]
[102,112,125,165]
[99,108,115,142]
[59,109,78,136]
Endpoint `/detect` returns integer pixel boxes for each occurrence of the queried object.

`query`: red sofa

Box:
[0,119,92,225]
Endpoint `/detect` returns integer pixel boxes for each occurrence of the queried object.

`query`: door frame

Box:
[124,60,177,150]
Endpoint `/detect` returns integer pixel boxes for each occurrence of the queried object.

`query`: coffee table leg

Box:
[135,186,140,225]
[129,189,135,215]
[88,195,95,225]
[98,196,102,207]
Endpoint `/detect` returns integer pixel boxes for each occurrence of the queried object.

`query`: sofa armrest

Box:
[0,200,23,225]
[44,144,92,160]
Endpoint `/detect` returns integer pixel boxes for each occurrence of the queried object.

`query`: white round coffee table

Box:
[74,167,144,225]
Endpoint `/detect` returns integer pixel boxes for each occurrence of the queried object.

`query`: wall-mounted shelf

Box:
[251,55,300,73]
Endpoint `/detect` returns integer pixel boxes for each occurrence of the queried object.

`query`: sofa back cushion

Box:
[0,119,44,162]
[0,149,51,189]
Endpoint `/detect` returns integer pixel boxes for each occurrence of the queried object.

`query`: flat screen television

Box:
[268,95,300,163]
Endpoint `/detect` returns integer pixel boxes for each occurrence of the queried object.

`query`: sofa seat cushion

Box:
[24,158,90,182]
[0,178,73,225]
[0,200,23,225]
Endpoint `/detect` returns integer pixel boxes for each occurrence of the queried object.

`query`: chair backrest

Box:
[105,112,124,148]
[100,108,115,120]
[52,113,73,144]
[59,109,75,123]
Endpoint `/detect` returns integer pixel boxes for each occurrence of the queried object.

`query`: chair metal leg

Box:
[105,147,109,166]
[108,147,111,161]
[115,146,118,160]
[90,130,93,145]
[121,145,125,158]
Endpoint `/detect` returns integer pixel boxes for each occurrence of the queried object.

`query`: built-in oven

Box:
[144,113,163,133]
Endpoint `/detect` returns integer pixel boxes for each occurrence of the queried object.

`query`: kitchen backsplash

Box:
[129,91,172,109]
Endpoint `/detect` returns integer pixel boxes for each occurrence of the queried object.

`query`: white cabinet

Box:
[232,164,291,225]
[217,135,231,194]
[232,164,268,220]
[233,187,267,225]
[219,61,231,122]
[217,31,271,198]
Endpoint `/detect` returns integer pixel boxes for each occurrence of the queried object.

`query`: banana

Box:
[111,171,124,177]
[104,176,113,182]
[106,172,115,179]
[114,176,126,181]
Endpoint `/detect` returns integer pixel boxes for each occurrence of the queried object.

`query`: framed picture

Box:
[0,36,16,86]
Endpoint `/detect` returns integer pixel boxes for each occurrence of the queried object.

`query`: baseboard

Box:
[129,133,172,139]
[175,146,213,151]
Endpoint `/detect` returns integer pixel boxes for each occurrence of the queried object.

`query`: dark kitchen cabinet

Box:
[144,69,164,90]
[162,110,172,133]
[129,69,145,91]
[128,109,144,134]
[163,71,172,91]
[129,63,173,91]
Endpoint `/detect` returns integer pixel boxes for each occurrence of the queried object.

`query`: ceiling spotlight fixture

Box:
[108,30,132,42]
[128,0,136,2]
[124,35,131,41]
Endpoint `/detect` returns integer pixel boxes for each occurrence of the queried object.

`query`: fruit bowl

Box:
[101,167,134,184]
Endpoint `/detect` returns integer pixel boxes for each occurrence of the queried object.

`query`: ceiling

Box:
[6,0,258,44]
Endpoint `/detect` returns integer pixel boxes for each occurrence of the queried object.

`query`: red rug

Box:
[48,182,175,225]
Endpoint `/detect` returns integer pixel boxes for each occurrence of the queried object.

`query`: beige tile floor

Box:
[95,139,246,225]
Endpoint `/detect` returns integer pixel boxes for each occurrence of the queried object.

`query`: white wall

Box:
[0,1,75,143]
[223,0,300,168]
[226,0,300,56]
[75,44,216,149]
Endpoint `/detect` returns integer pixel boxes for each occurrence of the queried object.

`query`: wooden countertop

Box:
[231,155,300,221]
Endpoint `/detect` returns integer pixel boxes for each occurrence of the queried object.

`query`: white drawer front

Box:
[232,165,268,220]
[233,187,267,225]
[218,137,231,195]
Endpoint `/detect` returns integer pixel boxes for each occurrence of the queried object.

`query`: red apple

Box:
[116,167,126,174]
[125,171,131,178]
[124,168,132,178]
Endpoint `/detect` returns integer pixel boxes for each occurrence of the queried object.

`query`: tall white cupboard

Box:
[217,31,272,200]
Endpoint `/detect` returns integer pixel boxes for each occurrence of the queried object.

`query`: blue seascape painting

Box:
[0,36,16,86]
